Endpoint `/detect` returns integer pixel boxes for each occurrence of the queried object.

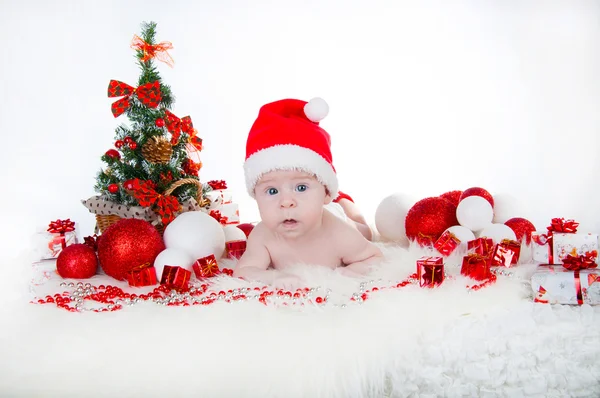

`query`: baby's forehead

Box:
[257,169,317,184]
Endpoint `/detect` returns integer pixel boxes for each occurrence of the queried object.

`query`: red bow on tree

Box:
[164,110,194,144]
[107,80,162,118]
[209,210,229,225]
[130,35,174,67]
[47,219,75,235]
[547,218,579,233]
[562,251,598,271]
[187,128,203,152]
[129,179,181,225]
[207,180,227,190]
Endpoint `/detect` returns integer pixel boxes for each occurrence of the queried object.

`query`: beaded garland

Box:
[32,268,507,313]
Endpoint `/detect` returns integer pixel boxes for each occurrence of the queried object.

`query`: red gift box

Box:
[192,255,220,279]
[434,231,461,256]
[126,263,158,287]
[226,240,247,259]
[160,265,191,290]
[467,237,494,257]
[461,254,492,281]
[491,239,521,267]
[417,256,445,287]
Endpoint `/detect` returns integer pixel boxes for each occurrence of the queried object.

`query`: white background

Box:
[1,0,599,258]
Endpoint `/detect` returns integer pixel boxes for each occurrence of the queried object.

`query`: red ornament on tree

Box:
[459,187,494,208]
[97,219,165,281]
[123,179,135,190]
[405,197,458,246]
[505,217,536,244]
[105,149,121,160]
[236,223,255,238]
[108,184,119,194]
[115,140,124,149]
[439,190,462,207]
[56,244,98,279]
[128,141,138,150]
[155,118,165,127]
[124,136,133,145]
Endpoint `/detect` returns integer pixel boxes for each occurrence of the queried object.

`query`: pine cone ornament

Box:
[142,136,173,164]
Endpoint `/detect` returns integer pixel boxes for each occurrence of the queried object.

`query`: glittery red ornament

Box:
[105,149,120,160]
[459,187,494,208]
[108,184,119,194]
[56,244,98,279]
[236,223,255,238]
[97,219,165,281]
[405,197,458,246]
[439,190,462,207]
[155,118,165,127]
[505,217,536,245]
[115,140,124,149]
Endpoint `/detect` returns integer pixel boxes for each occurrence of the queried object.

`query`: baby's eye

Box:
[296,184,308,192]
[267,188,278,195]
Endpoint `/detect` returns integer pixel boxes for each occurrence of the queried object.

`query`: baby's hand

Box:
[272,273,304,291]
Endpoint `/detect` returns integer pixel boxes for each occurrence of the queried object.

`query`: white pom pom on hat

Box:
[303,97,329,123]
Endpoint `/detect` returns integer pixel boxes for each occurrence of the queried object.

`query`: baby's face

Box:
[254,170,331,239]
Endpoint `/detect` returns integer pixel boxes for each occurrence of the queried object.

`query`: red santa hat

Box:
[244,97,338,197]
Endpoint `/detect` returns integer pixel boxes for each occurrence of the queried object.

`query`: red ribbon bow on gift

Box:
[164,110,194,144]
[47,219,75,235]
[207,180,227,190]
[130,35,174,67]
[130,179,181,225]
[562,251,598,271]
[209,210,229,225]
[107,80,162,118]
[547,218,579,233]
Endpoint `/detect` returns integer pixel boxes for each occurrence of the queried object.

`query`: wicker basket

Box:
[94,178,206,234]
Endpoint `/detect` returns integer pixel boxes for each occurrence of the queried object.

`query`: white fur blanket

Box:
[1,244,599,398]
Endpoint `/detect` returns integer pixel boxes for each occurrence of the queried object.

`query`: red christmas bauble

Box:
[128,141,138,150]
[56,244,98,279]
[123,179,135,190]
[439,190,462,207]
[105,149,121,160]
[460,187,494,208]
[115,140,124,149]
[236,223,255,238]
[505,217,536,244]
[108,184,119,194]
[124,136,133,145]
[155,118,165,128]
[405,197,458,246]
[97,219,165,281]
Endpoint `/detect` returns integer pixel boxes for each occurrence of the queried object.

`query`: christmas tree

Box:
[83,21,210,232]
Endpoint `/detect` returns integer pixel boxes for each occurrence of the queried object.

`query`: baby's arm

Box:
[338,222,384,275]
[232,224,275,283]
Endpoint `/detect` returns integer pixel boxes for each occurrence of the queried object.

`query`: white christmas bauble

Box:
[375,193,416,246]
[223,225,247,243]
[443,225,476,251]
[153,248,195,281]
[163,211,226,260]
[456,196,494,232]
[479,223,517,244]
[492,193,520,224]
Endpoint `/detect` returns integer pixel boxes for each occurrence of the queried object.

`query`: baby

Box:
[234,98,383,288]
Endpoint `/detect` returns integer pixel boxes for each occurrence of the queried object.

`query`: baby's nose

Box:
[280,196,296,208]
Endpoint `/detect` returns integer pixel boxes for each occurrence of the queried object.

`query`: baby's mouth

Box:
[283,219,297,225]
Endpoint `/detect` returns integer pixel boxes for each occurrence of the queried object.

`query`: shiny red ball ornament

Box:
[97,219,165,281]
[459,187,494,208]
[124,136,133,145]
[115,140,124,149]
[405,197,458,246]
[439,190,463,207]
[128,141,138,150]
[105,149,120,160]
[123,179,135,190]
[155,118,165,128]
[505,217,536,245]
[108,184,119,194]
[236,223,255,238]
[56,244,98,279]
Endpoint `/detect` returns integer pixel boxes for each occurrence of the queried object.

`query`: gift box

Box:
[532,231,599,265]
[417,256,445,287]
[160,266,191,290]
[467,238,494,257]
[126,263,158,287]
[192,255,220,279]
[434,231,460,256]
[226,240,247,259]
[531,265,600,305]
[461,254,492,281]
[37,219,78,259]
[491,239,521,267]
[207,180,233,205]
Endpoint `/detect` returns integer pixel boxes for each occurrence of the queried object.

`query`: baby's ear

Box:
[324,189,332,205]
